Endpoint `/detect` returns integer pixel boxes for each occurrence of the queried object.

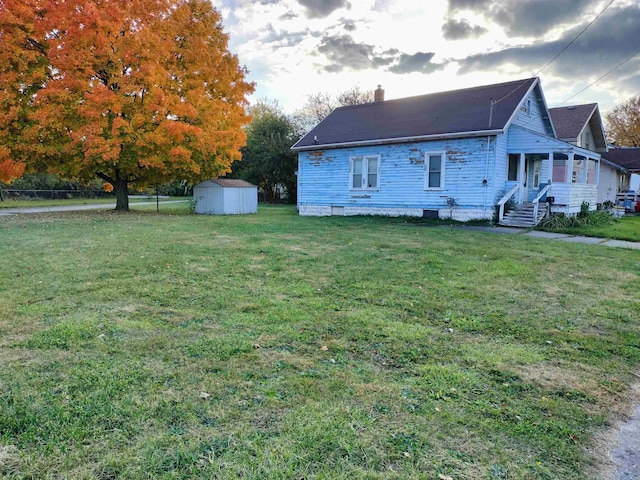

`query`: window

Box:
[508,154,519,181]
[552,153,568,183]
[425,152,445,189]
[350,155,380,190]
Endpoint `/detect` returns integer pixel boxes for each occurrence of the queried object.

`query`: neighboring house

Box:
[601,147,640,198]
[292,77,601,226]
[193,179,258,215]
[548,104,629,205]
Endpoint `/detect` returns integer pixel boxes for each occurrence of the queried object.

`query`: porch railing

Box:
[532,184,552,221]
[497,184,520,223]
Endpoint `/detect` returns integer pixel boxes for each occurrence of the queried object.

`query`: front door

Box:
[523,155,542,202]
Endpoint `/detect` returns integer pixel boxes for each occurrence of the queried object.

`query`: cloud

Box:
[316,34,446,75]
[263,25,319,47]
[389,52,445,74]
[317,34,397,72]
[279,11,298,20]
[447,0,600,37]
[442,18,487,40]
[456,3,640,76]
[297,0,350,19]
[340,18,357,31]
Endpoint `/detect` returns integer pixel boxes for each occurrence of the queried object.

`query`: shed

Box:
[193,179,258,215]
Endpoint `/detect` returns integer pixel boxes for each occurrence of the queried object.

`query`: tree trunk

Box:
[114,179,129,211]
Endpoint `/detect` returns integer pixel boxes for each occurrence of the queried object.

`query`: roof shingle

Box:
[293,78,538,150]
[601,148,640,171]
[548,104,597,140]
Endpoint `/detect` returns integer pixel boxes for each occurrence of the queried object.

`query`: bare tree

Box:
[293,86,374,132]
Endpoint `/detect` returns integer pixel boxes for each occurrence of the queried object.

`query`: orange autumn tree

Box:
[0,0,253,210]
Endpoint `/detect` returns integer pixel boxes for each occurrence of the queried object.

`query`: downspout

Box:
[484,135,491,217]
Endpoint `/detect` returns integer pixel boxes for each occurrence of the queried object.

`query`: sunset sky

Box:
[211,0,640,116]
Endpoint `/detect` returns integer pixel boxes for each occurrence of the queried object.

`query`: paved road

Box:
[0,200,187,216]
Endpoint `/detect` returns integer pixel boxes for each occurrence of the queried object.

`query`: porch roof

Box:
[507,125,601,159]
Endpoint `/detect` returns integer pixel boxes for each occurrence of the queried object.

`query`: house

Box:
[193,179,258,215]
[601,147,640,207]
[292,77,602,226]
[549,104,629,205]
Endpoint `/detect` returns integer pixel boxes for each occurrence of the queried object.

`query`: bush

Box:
[537,209,615,230]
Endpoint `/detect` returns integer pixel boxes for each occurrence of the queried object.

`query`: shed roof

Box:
[601,148,640,171]
[292,77,541,151]
[197,179,256,188]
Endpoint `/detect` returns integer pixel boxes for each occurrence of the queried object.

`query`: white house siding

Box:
[297,137,498,220]
[578,124,595,150]
[549,183,597,215]
[598,163,621,205]
[511,89,549,135]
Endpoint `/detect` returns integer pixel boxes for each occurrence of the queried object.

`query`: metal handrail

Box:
[497,184,519,222]
[532,184,552,221]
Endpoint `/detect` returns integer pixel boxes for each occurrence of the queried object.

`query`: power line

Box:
[493,79,531,105]
[533,0,615,77]
[492,1,616,109]
[556,48,640,106]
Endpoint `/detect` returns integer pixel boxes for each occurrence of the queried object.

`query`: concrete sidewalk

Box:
[459,225,640,250]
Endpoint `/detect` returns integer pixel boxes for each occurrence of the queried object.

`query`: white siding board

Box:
[598,164,620,204]
[511,90,548,134]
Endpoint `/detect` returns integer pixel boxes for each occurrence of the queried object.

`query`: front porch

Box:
[499,126,600,225]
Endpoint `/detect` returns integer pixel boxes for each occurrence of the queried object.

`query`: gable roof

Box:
[198,179,256,188]
[548,103,607,150]
[292,78,541,151]
[601,147,640,171]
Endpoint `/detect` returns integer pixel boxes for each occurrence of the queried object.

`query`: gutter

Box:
[291,129,504,152]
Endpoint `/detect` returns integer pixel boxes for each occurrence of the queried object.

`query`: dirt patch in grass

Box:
[588,382,640,479]
[517,361,600,391]
[0,445,21,475]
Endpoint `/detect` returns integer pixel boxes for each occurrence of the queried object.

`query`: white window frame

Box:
[349,155,380,191]
[425,151,445,190]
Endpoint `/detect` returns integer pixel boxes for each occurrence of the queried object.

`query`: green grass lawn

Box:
[1,206,639,479]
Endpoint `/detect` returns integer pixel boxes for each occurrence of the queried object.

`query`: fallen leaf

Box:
[321,345,328,351]
[200,392,210,399]
[439,475,453,480]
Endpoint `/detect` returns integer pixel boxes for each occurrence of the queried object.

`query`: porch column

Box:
[548,151,554,184]
[581,157,588,183]
[594,158,600,185]
[519,153,526,202]
[566,153,574,184]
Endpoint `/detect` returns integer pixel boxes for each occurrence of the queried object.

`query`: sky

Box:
[210,0,640,117]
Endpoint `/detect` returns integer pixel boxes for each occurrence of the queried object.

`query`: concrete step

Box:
[499,202,547,228]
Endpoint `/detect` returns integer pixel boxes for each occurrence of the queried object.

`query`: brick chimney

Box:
[374,85,384,102]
